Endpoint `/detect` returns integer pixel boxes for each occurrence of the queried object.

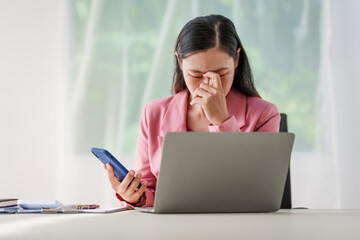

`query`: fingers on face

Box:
[202,72,222,89]
[194,87,211,99]
[199,82,216,94]
[191,81,218,106]
[191,95,210,108]
[191,90,206,107]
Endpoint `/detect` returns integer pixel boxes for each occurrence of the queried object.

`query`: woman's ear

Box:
[235,48,241,68]
[175,51,182,70]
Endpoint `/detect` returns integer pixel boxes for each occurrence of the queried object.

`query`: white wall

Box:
[327,0,360,208]
[291,0,360,209]
[0,0,68,199]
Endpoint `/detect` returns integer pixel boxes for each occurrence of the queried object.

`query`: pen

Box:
[76,204,100,209]
[41,208,62,213]
[42,208,80,213]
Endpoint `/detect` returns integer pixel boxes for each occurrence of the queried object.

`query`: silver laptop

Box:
[136,132,295,213]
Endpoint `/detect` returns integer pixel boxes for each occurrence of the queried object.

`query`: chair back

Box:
[280,113,292,209]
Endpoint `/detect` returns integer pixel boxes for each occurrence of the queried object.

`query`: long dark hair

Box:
[172,14,260,97]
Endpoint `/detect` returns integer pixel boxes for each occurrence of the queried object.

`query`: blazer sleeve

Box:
[115,104,156,208]
[207,102,280,133]
[133,103,157,207]
[254,103,280,132]
[208,116,239,132]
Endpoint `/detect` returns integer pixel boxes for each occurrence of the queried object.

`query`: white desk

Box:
[1,209,360,239]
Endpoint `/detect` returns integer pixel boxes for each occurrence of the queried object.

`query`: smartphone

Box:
[91,148,141,189]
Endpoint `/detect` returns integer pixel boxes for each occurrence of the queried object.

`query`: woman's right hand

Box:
[104,163,148,204]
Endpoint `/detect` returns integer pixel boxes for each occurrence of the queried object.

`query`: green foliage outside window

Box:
[72,0,320,154]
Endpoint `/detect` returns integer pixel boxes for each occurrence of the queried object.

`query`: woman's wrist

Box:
[133,193,146,207]
[115,192,146,207]
[210,114,230,126]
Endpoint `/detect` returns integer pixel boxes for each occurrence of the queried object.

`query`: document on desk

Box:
[0,199,133,214]
[0,206,131,214]
[79,206,130,213]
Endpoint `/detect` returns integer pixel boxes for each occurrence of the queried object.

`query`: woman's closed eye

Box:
[191,75,202,79]
[190,73,227,79]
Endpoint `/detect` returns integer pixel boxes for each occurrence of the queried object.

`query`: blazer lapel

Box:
[226,88,247,130]
[158,90,189,139]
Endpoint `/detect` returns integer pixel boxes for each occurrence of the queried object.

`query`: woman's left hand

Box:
[190,72,230,126]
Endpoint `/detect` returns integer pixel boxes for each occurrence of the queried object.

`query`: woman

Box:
[104,14,280,208]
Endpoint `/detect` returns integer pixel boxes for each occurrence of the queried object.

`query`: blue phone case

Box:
[91,148,142,189]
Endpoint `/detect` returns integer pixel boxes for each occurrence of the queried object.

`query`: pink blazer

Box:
[117,88,280,207]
